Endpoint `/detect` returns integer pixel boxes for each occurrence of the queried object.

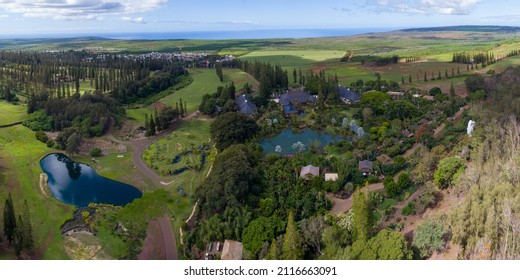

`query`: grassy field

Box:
[75,151,155,193]
[127,68,257,125]
[0,101,27,126]
[0,125,73,259]
[241,50,345,69]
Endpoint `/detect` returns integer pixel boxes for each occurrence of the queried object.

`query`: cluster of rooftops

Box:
[235,86,364,117]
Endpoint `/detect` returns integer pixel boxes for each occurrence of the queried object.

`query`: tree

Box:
[242,216,284,258]
[215,63,223,82]
[450,82,455,97]
[352,190,372,241]
[301,216,326,255]
[293,68,297,84]
[434,157,465,189]
[282,211,303,260]
[196,144,259,214]
[149,118,156,136]
[3,193,16,244]
[144,113,149,132]
[351,229,413,260]
[66,132,81,156]
[397,172,411,191]
[20,200,33,250]
[384,177,399,197]
[413,220,447,258]
[265,239,279,260]
[359,91,391,115]
[210,112,259,150]
[409,74,412,83]
[90,147,102,157]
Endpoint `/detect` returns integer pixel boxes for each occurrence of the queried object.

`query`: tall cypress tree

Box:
[3,193,16,244]
[149,118,156,136]
[282,211,303,260]
[21,200,33,250]
[353,190,372,242]
[144,113,149,133]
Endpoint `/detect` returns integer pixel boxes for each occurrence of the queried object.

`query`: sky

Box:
[0,0,519,37]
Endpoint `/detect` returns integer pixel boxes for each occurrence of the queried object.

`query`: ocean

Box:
[0,28,397,40]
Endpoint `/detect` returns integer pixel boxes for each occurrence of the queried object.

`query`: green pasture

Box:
[0,125,73,259]
[127,68,257,125]
[0,101,27,126]
[240,50,344,69]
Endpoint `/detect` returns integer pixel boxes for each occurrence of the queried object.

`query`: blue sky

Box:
[0,0,519,36]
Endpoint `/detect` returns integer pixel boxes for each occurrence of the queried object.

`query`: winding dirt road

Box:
[108,110,200,186]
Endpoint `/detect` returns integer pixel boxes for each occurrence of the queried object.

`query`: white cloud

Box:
[0,0,166,20]
[121,16,145,23]
[337,0,479,15]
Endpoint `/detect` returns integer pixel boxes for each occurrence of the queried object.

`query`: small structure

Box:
[387,91,405,99]
[338,86,360,104]
[235,95,257,116]
[358,160,373,175]
[300,165,320,179]
[325,173,339,182]
[221,240,243,260]
[376,154,394,166]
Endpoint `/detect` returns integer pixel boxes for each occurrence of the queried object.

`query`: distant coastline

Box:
[0,28,397,40]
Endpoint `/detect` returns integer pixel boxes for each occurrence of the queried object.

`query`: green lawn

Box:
[0,125,73,259]
[240,50,344,69]
[127,68,257,125]
[0,101,27,126]
[75,151,155,193]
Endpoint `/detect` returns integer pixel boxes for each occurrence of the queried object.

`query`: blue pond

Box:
[40,153,142,207]
[260,129,347,155]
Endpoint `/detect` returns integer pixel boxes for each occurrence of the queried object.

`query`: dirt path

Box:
[138,216,178,260]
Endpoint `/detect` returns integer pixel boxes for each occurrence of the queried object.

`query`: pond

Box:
[40,153,142,207]
[260,129,347,155]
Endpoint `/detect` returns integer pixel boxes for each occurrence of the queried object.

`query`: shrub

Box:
[412,220,447,258]
[434,157,465,189]
[46,139,55,148]
[35,131,48,143]
[90,147,102,157]
[384,177,399,197]
[401,201,416,216]
[397,173,411,191]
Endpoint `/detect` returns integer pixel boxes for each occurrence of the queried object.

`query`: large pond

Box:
[40,153,142,207]
[260,129,347,155]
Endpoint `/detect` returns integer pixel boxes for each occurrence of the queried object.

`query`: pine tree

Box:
[144,113,149,133]
[3,193,16,244]
[401,76,405,84]
[21,200,33,250]
[293,68,297,84]
[14,215,23,256]
[185,101,188,116]
[298,69,303,84]
[154,108,161,131]
[265,239,278,260]
[450,82,455,97]
[149,118,156,136]
[282,211,303,260]
[424,72,427,82]
[179,98,184,117]
[353,190,372,242]
[409,74,412,83]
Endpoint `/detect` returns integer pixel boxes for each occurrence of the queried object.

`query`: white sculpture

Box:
[357,127,365,137]
[342,117,349,128]
[292,141,306,152]
[275,145,282,153]
[467,120,476,136]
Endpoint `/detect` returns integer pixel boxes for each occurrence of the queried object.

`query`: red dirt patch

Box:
[138,216,177,260]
